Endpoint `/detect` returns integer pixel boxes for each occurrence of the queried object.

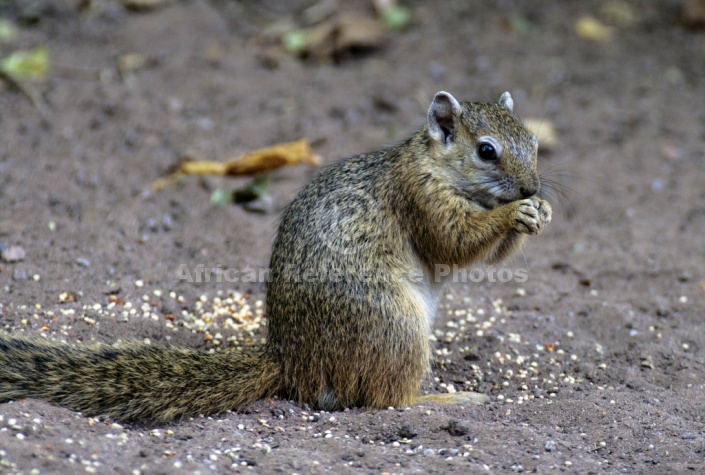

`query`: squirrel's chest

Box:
[406,253,445,328]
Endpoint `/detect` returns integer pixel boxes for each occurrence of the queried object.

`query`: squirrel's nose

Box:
[519,186,538,198]
[519,177,540,198]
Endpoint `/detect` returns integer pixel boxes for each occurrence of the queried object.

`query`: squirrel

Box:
[0,91,551,423]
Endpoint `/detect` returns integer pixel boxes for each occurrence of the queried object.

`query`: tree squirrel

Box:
[0,91,551,423]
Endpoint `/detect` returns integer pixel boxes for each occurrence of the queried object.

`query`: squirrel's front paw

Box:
[536,198,552,229]
[512,198,551,235]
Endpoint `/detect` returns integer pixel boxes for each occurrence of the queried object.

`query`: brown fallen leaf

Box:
[336,12,388,52]
[283,11,387,61]
[193,138,320,175]
[152,138,320,191]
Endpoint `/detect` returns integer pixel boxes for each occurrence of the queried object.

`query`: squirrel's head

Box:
[426,91,540,209]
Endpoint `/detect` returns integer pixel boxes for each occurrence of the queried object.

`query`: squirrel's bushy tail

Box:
[0,334,280,423]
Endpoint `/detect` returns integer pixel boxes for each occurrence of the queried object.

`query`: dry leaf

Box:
[286,21,337,58]
[575,15,614,42]
[372,0,412,31]
[524,118,559,151]
[283,11,387,60]
[222,138,320,175]
[152,138,320,191]
[335,12,388,51]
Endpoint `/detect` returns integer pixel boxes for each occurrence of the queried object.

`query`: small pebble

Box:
[76,257,91,267]
[2,245,26,263]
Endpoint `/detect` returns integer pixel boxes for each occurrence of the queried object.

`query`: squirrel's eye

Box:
[477,143,498,161]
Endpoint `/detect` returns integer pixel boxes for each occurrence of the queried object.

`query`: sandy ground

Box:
[1,0,704,473]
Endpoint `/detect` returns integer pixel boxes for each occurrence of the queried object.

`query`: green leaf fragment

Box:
[282,30,309,56]
[210,188,234,206]
[1,46,49,80]
[379,5,411,31]
[0,19,18,43]
[233,174,271,203]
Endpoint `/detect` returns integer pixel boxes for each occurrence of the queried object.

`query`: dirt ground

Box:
[1,0,704,473]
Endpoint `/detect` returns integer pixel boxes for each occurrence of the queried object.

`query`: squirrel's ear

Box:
[498,92,514,112]
[428,91,461,145]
